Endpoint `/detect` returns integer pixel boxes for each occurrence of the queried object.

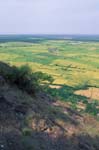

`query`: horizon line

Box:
[0,33,99,36]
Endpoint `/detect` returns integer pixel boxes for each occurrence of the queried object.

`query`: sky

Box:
[0,0,99,34]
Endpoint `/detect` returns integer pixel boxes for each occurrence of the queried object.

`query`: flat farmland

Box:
[0,40,99,87]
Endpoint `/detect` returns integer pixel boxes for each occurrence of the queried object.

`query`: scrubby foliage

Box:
[0,62,54,94]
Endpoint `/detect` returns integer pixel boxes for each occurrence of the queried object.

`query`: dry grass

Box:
[75,87,99,100]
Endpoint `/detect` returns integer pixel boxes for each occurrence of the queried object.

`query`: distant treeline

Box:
[0,34,99,43]
[0,35,45,43]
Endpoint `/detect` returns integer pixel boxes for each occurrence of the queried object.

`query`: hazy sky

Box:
[0,0,99,34]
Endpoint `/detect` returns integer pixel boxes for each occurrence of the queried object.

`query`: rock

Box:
[0,131,24,150]
[14,104,28,115]
[0,76,5,86]
[0,96,13,107]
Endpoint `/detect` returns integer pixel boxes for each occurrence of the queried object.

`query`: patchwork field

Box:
[1,40,99,86]
[0,38,99,115]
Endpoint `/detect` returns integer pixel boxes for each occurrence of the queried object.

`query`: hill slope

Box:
[0,62,99,150]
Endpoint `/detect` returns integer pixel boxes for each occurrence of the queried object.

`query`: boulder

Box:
[14,103,28,115]
[0,76,5,86]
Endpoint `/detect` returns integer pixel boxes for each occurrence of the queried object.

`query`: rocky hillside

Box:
[0,62,99,150]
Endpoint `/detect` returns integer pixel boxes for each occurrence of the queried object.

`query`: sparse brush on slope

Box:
[0,61,99,150]
[0,62,54,94]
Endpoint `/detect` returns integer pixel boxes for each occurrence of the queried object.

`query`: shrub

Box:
[85,102,99,116]
[22,127,32,136]
[0,62,54,94]
[31,71,54,84]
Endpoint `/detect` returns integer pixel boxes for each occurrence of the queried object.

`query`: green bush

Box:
[31,71,54,84]
[22,127,32,136]
[85,102,99,116]
[0,62,54,94]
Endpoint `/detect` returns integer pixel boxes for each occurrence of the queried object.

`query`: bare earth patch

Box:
[49,85,62,89]
[90,47,97,51]
[75,87,99,100]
